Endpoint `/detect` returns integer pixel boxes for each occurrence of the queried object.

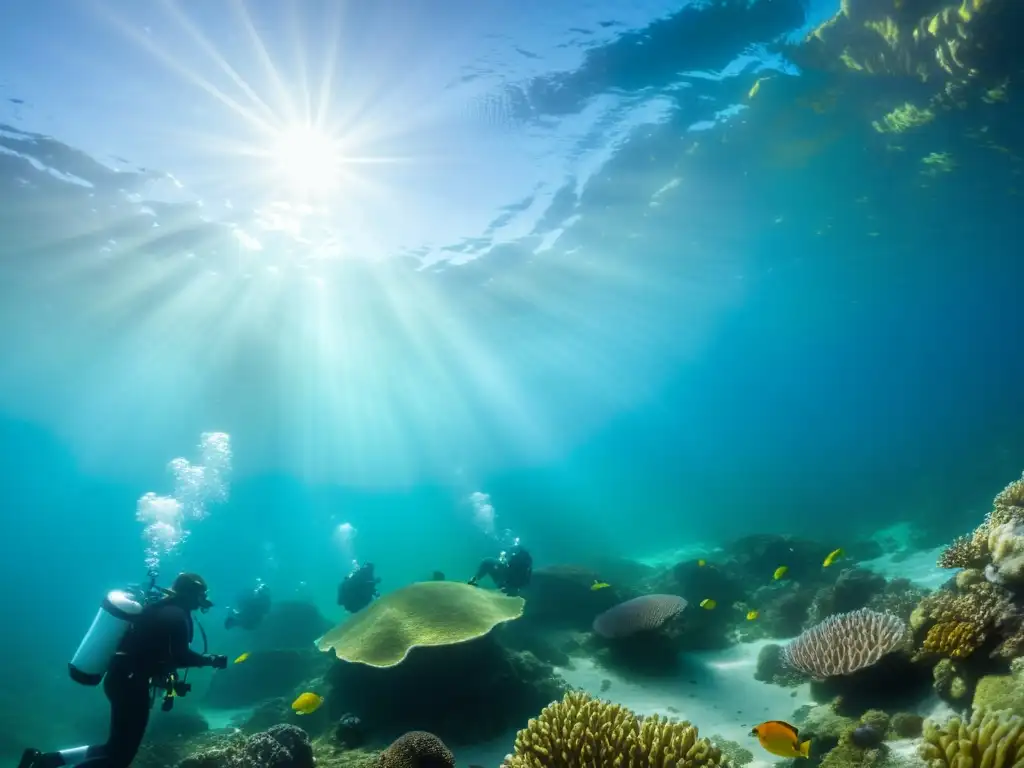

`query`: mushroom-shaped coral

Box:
[919,710,1024,768]
[780,609,909,679]
[592,594,687,639]
[501,691,727,768]
[377,731,454,768]
[316,581,524,667]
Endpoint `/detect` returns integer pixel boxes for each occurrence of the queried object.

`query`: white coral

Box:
[780,609,909,679]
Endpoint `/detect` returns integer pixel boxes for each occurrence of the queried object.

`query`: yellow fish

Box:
[773,566,789,581]
[591,581,611,591]
[699,598,717,610]
[291,692,325,715]
[746,610,759,621]
[751,721,810,759]
[697,559,706,567]
[233,652,250,664]
[823,548,844,567]
[748,79,763,99]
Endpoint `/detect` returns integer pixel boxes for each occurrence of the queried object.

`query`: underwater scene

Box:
[1,1,1023,768]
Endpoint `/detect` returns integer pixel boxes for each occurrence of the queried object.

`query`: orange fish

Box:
[751,721,810,759]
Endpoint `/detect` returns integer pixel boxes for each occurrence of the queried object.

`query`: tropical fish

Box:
[751,721,810,759]
[591,581,611,591]
[823,548,844,567]
[746,610,759,621]
[748,79,764,99]
[697,559,706,567]
[773,566,789,581]
[291,692,325,715]
[233,652,250,664]
[699,598,717,610]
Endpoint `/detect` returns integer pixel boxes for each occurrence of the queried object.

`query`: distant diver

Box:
[224,581,272,631]
[337,562,381,613]
[20,572,229,768]
[468,543,533,596]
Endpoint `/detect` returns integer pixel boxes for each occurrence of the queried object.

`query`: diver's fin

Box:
[18,750,41,768]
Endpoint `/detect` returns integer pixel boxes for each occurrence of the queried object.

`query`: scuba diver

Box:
[337,562,380,613]
[468,543,533,596]
[224,581,271,631]
[19,573,228,768]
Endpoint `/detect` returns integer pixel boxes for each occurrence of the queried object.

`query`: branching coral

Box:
[920,710,1024,768]
[938,471,1024,572]
[501,691,728,768]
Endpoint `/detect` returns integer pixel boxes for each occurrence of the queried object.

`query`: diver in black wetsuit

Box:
[337,563,380,613]
[224,581,271,631]
[468,544,532,596]
[19,573,228,768]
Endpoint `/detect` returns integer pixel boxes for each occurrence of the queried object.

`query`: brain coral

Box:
[378,731,454,768]
[316,581,524,667]
[502,691,727,768]
[780,609,908,679]
[592,594,688,639]
[920,710,1024,768]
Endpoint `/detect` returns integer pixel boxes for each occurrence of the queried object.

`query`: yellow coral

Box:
[995,473,1024,510]
[921,621,982,659]
[920,710,1024,768]
[316,581,524,667]
[502,691,727,768]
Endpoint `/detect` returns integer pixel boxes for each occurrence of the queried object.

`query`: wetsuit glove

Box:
[206,654,229,669]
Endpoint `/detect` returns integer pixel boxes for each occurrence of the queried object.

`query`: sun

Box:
[271,125,342,196]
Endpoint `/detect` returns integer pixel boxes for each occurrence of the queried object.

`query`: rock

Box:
[179,725,313,768]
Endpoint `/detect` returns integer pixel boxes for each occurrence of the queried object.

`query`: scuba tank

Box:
[68,573,166,686]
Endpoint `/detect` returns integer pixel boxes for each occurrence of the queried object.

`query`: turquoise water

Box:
[0,0,1022,763]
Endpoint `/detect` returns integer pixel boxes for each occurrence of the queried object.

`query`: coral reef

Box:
[931,658,970,702]
[781,609,910,679]
[937,471,1024,576]
[317,581,525,667]
[179,725,314,768]
[920,710,1024,768]
[376,731,454,768]
[501,691,727,768]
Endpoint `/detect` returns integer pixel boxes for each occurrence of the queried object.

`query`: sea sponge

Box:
[919,710,1024,768]
[780,609,909,679]
[920,621,983,659]
[377,731,454,768]
[501,691,727,768]
[592,594,688,639]
[316,581,524,667]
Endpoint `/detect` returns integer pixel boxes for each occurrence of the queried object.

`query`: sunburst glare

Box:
[270,124,345,197]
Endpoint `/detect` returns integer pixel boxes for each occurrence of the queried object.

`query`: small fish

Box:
[823,548,844,567]
[751,721,810,759]
[697,559,707,567]
[746,610,759,621]
[233,652,250,664]
[591,581,611,591]
[700,598,717,610]
[748,79,764,99]
[291,692,325,715]
[773,566,789,581]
